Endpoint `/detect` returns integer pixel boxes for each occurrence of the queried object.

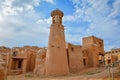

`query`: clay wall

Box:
[0,52,5,80]
[8,46,41,75]
[105,48,120,65]
[34,48,46,75]
[82,36,104,67]
[66,43,84,72]
[0,47,10,66]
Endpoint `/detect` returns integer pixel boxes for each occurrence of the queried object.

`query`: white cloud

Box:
[63,15,76,22]
[37,17,52,25]
[0,0,41,16]
[43,0,55,5]
[106,0,120,20]
[71,0,80,4]
[64,0,120,51]
[0,0,55,16]
[0,11,50,47]
[0,0,56,47]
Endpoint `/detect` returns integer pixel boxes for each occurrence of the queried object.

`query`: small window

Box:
[71,47,74,51]
[99,60,102,64]
[83,59,86,66]
[13,51,17,56]
[18,60,22,69]
[53,20,55,24]
[99,42,102,47]
[99,52,102,55]
[82,51,84,53]
[108,60,111,64]
[59,17,62,24]
[51,45,54,47]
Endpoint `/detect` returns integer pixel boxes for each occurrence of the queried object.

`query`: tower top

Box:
[51,9,64,17]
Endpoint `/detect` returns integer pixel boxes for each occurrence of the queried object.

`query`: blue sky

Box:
[0,0,120,51]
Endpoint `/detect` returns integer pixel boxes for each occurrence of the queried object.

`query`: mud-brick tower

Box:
[45,9,69,76]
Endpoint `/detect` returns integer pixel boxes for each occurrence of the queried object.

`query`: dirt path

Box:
[7,67,120,80]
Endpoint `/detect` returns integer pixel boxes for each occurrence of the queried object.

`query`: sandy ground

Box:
[7,67,120,80]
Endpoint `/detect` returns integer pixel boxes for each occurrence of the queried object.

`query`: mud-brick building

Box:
[8,46,41,75]
[0,46,11,80]
[0,51,6,80]
[44,9,105,76]
[66,43,84,73]
[34,48,46,75]
[118,54,120,69]
[104,53,117,65]
[0,47,11,66]
[82,36,105,67]
[0,9,106,76]
[66,35,105,73]
[105,48,120,65]
[118,53,120,59]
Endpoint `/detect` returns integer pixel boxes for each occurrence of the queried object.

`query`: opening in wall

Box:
[83,58,86,66]
[71,47,74,51]
[18,60,22,69]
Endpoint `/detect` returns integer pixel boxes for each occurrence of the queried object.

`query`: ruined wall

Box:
[104,53,111,64]
[82,49,88,67]
[83,36,104,50]
[24,46,40,72]
[8,47,28,75]
[34,48,46,75]
[105,48,120,65]
[8,46,41,75]
[118,54,120,69]
[66,43,84,72]
[0,62,5,80]
[119,53,120,60]
[83,46,99,67]
[82,36,104,67]
[0,53,5,80]
[0,47,10,67]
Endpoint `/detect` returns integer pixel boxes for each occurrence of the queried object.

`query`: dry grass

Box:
[114,71,120,78]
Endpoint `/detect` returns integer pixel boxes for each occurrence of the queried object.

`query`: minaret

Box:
[45,9,69,76]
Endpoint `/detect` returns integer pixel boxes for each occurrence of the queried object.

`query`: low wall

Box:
[0,69,5,80]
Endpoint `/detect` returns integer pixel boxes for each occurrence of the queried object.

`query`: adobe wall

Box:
[0,66,5,80]
[83,46,98,67]
[118,54,120,60]
[118,54,120,69]
[0,47,10,67]
[82,36,104,67]
[0,54,5,80]
[66,43,84,72]
[82,49,88,67]
[8,46,41,75]
[105,48,120,65]
[104,54,118,65]
[83,36,104,49]
[8,47,28,75]
[34,48,46,75]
